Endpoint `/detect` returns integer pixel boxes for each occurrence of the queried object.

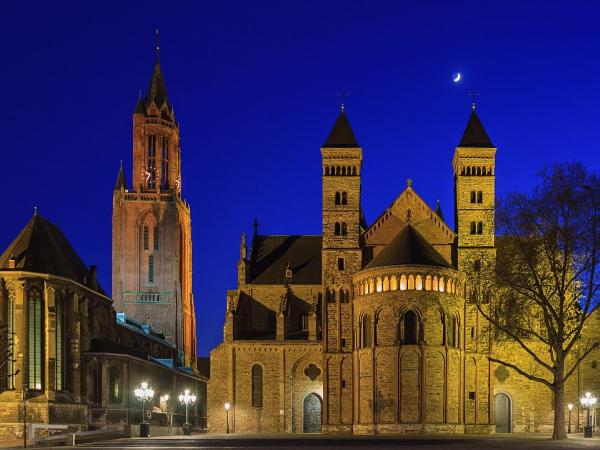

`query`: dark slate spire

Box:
[145,57,170,109]
[458,109,493,148]
[114,161,127,190]
[134,90,146,114]
[435,198,444,220]
[323,110,360,148]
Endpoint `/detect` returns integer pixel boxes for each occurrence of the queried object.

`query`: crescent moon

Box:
[453,73,461,82]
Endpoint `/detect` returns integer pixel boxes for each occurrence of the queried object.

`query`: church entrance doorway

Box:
[494,393,511,433]
[303,393,322,433]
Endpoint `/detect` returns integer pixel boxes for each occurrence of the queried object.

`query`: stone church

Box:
[207,106,600,434]
[0,52,205,437]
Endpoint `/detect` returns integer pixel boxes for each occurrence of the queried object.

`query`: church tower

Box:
[321,106,362,431]
[112,49,196,366]
[452,104,497,272]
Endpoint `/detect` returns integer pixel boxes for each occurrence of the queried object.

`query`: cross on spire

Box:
[337,92,349,112]
[468,91,480,111]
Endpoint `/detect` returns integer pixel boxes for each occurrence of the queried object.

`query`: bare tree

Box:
[474,162,600,439]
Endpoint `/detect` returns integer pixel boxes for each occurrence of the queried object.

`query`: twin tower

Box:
[111,54,196,365]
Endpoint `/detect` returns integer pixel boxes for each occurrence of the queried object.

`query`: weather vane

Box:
[337,92,349,112]
[468,91,480,111]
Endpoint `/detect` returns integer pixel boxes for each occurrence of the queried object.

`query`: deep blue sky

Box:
[1,1,599,356]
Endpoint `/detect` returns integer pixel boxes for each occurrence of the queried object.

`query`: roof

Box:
[249,235,322,284]
[144,57,170,109]
[458,110,493,147]
[323,110,360,148]
[0,214,106,295]
[114,164,127,190]
[364,225,451,270]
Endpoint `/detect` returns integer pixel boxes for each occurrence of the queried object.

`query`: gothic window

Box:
[470,191,476,203]
[341,192,348,205]
[340,289,349,304]
[337,258,345,270]
[161,136,169,190]
[477,191,483,203]
[147,135,157,189]
[361,315,372,348]
[251,364,263,407]
[403,310,418,345]
[334,223,340,235]
[326,289,335,304]
[148,255,154,283]
[477,222,483,234]
[55,292,64,391]
[27,287,43,390]
[470,222,476,235]
[300,314,309,331]
[143,226,149,250]
[153,226,159,251]
[90,364,102,404]
[109,367,121,403]
[341,223,348,236]
[335,192,341,205]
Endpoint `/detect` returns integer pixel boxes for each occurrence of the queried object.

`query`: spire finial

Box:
[406,178,412,188]
[155,28,160,60]
[468,91,480,111]
[120,160,123,169]
[337,92,349,112]
[34,206,38,216]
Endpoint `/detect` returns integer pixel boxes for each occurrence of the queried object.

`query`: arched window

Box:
[252,364,263,407]
[415,275,423,290]
[339,289,349,304]
[376,277,382,292]
[146,135,157,189]
[439,277,445,292]
[400,274,407,290]
[90,364,102,404]
[383,276,390,291]
[160,136,169,189]
[335,192,341,205]
[27,287,44,390]
[352,166,356,175]
[433,276,439,291]
[109,367,121,403]
[342,166,347,176]
[403,310,418,345]
[390,275,398,291]
[335,223,341,235]
[324,166,329,176]
[448,316,458,348]
[341,223,348,235]
[341,192,348,205]
[408,275,415,290]
[336,166,341,175]
[55,292,65,391]
[368,278,374,294]
[425,275,432,290]
[326,289,335,304]
[143,226,149,250]
[362,315,372,347]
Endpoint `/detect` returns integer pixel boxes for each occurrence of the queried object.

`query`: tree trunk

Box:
[552,384,567,439]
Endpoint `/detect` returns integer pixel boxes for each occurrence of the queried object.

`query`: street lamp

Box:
[568,403,573,433]
[224,402,231,434]
[134,382,154,437]
[580,392,597,438]
[178,389,196,436]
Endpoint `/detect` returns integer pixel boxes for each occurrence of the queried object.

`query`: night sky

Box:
[1,1,599,357]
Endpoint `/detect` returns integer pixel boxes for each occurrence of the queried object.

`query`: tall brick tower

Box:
[112,49,196,366]
[320,106,362,432]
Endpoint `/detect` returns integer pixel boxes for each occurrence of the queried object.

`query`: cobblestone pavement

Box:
[68,433,600,450]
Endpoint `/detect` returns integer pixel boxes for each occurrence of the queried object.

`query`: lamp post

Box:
[568,403,573,433]
[580,392,597,438]
[224,402,231,434]
[134,382,154,438]
[178,389,196,436]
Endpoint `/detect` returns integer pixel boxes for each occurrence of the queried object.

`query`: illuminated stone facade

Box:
[112,55,196,366]
[207,107,600,434]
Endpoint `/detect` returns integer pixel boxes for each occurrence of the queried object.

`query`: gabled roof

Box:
[459,110,493,148]
[144,57,170,110]
[364,225,451,270]
[323,110,360,148]
[249,235,322,284]
[0,214,106,294]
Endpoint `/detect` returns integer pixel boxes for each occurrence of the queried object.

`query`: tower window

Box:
[470,222,476,235]
[470,191,476,203]
[342,192,348,205]
[337,258,345,271]
[477,191,483,203]
[326,289,335,304]
[153,226,159,251]
[143,226,149,250]
[148,255,154,283]
[334,222,348,236]
[147,135,157,189]
[477,222,483,234]
[335,192,341,205]
[161,136,169,190]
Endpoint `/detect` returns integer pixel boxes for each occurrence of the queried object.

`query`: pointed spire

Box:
[114,161,127,190]
[459,109,493,148]
[144,29,170,110]
[253,218,259,236]
[134,89,145,114]
[435,198,444,220]
[323,110,360,148]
